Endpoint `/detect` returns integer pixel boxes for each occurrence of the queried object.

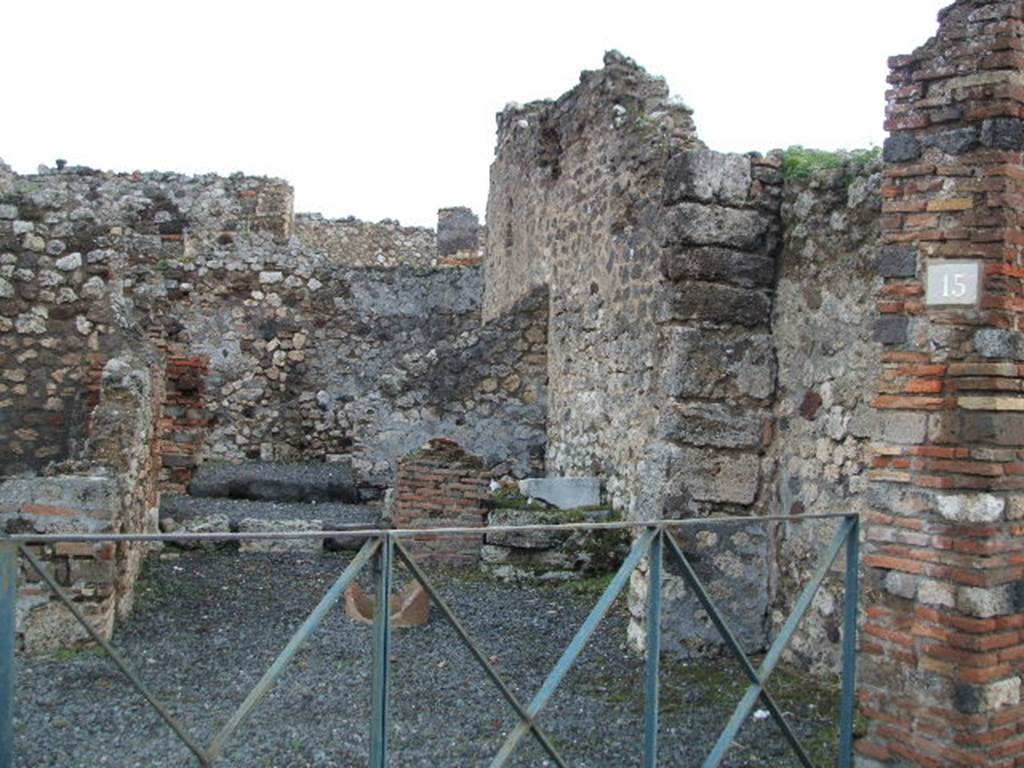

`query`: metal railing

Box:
[0,513,859,767]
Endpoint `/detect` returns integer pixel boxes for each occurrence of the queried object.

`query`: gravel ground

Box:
[13,550,842,767]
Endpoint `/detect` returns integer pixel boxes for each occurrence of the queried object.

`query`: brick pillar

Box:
[159,353,209,493]
[392,439,489,565]
[861,2,1024,765]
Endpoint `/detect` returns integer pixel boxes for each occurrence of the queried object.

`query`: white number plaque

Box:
[925,260,981,307]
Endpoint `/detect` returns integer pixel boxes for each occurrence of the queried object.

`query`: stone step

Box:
[186,461,363,503]
[159,495,382,552]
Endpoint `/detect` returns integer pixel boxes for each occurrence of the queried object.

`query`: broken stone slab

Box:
[517,477,601,509]
[237,518,322,553]
[159,513,231,550]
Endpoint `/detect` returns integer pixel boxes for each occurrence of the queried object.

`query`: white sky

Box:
[4,0,948,228]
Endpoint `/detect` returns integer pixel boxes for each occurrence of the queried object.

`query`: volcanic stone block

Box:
[667,448,760,506]
[873,316,909,345]
[981,117,1024,150]
[659,402,766,449]
[662,328,775,401]
[659,202,771,251]
[876,246,917,278]
[671,284,772,327]
[883,134,922,163]
[187,462,360,503]
[663,149,752,206]
[658,521,771,657]
[437,207,480,256]
[662,246,775,288]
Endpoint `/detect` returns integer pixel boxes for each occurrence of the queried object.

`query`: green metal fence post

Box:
[642,528,663,768]
[1,541,15,768]
[369,533,393,768]
[839,515,860,768]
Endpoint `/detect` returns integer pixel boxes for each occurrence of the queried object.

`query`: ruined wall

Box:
[293,214,438,268]
[769,161,884,673]
[485,51,701,516]
[484,53,784,656]
[0,165,545,493]
[0,166,293,476]
[151,240,547,488]
[1,352,162,652]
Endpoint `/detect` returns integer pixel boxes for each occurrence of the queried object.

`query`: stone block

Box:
[517,477,601,509]
[882,135,922,163]
[943,411,1024,446]
[662,327,775,401]
[973,329,1019,359]
[668,448,760,506]
[936,493,1004,524]
[954,678,1021,714]
[662,246,775,288]
[671,283,772,327]
[659,402,766,449]
[21,598,115,655]
[659,202,771,251]
[658,521,771,657]
[981,117,1024,150]
[921,127,978,155]
[437,207,479,257]
[957,585,1012,618]
[873,316,908,345]
[876,246,917,278]
[238,518,323,553]
[883,571,918,599]
[917,578,955,608]
[663,149,752,207]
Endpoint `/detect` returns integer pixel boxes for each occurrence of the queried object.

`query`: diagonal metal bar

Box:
[206,538,379,762]
[642,529,663,768]
[488,528,656,768]
[369,534,393,768]
[838,515,860,768]
[670,518,854,768]
[18,543,212,766]
[394,541,568,768]
[662,531,813,768]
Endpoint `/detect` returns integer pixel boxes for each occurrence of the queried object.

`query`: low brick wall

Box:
[392,439,489,565]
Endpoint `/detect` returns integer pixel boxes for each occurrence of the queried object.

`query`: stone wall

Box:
[293,214,438,268]
[769,160,884,674]
[0,166,294,476]
[484,52,784,656]
[0,165,545,493]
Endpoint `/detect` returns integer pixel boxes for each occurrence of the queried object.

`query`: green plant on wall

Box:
[782,145,880,180]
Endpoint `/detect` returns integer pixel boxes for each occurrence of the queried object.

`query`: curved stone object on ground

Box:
[343,580,430,627]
